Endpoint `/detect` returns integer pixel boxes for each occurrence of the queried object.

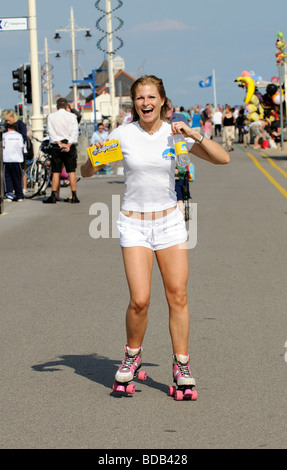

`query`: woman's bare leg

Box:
[122,246,154,348]
[156,243,189,355]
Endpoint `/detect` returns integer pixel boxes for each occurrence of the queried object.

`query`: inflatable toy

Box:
[275,31,287,65]
[234,76,255,104]
[235,67,285,123]
[247,112,260,122]
[235,31,286,123]
[272,92,285,105]
[266,83,278,97]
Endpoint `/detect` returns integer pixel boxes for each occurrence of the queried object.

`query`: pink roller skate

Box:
[112,345,147,396]
[168,354,198,401]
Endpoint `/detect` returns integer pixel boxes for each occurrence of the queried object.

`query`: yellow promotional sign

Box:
[87,139,123,167]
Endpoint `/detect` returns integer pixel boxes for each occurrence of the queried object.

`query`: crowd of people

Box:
[1,93,282,205]
[164,102,281,152]
[1,99,82,204]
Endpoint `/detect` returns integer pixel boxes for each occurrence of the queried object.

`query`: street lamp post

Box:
[45,38,52,114]
[70,7,77,106]
[28,0,44,155]
[95,0,124,130]
[54,6,91,108]
[41,38,60,114]
[105,0,116,129]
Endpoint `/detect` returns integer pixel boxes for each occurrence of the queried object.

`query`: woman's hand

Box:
[80,141,110,177]
[171,121,230,165]
[171,121,202,143]
[93,141,105,148]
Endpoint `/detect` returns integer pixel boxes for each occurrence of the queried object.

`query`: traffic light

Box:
[12,66,24,93]
[14,105,23,116]
[24,65,32,104]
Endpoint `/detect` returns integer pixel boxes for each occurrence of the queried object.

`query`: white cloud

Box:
[129,19,191,33]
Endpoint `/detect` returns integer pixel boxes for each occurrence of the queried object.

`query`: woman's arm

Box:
[171,121,230,165]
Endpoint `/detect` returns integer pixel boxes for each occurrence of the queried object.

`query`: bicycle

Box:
[24,138,52,199]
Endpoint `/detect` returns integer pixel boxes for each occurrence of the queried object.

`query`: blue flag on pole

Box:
[199,75,212,88]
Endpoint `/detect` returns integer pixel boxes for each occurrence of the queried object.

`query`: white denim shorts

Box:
[116,206,187,251]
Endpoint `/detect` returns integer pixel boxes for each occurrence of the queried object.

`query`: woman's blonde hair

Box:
[130,75,168,121]
[2,109,15,121]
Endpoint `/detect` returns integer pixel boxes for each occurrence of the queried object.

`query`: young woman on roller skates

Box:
[81,75,229,398]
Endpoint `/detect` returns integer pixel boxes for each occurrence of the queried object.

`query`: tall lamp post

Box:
[95,0,124,130]
[54,6,92,107]
[28,0,44,155]
[39,38,60,114]
[105,0,116,129]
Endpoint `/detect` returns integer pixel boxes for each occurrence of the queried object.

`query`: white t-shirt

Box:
[109,121,194,212]
[212,111,223,125]
[48,108,78,144]
[3,131,24,163]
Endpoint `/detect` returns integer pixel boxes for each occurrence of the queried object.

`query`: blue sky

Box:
[0,0,286,112]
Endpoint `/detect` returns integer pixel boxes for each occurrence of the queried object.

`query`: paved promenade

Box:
[1,141,287,449]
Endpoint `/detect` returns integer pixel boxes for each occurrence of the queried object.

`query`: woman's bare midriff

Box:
[121,206,177,220]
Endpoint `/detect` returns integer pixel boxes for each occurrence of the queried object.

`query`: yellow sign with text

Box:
[87,139,123,167]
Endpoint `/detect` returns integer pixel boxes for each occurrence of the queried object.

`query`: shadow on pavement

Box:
[267,155,287,160]
[31,353,168,396]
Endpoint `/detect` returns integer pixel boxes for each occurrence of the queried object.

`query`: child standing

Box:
[3,124,25,202]
[203,117,212,139]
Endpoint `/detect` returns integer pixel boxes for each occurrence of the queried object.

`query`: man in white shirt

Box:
[43,97,79,204]
[212,108,223,137]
